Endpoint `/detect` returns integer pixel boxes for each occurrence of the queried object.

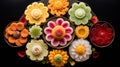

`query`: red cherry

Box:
[91,16,98,24]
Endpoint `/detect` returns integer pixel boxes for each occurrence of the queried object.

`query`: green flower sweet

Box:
[29,25,42,39]
[68,2,92,25]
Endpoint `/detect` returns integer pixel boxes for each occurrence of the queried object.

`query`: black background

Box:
[0,0,120,66]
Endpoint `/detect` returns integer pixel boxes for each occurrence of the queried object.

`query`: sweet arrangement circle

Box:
[4,0,115,66]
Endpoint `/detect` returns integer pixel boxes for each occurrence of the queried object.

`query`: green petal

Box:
[81,18,88,25]
[85,6,91,13]
[75,19,82,25]
[78,2,86,9]
[86,13,92,20]
[72,3,79,9]
[69,15,76,22]
[68,9,75,16]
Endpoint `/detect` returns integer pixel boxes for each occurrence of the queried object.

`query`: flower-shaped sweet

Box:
[29,25,42,39]
[26,39,48,61]
[68,2,92,25]
[25,2,49,25]
[44,18,73,47]
[48,50,69,67]
[69,39,92,62]
[48,0,69,16]
[75,25,89,39]
[5,22,29,47]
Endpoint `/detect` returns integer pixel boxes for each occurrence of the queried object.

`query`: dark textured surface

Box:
[0,0,120,66]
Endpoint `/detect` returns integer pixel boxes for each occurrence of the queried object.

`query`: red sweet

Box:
[90,22,114,47]
[91,16,99,24]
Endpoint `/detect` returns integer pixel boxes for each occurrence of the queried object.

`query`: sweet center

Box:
[75,8,85,19]
[52,26,65,40]
[75,45,86,55]
[54,54,62,63]
[13,31,20,39]
[31,9,42,19]
[32,45,42,55]
[54,1,63,9]
[79,29,85,35]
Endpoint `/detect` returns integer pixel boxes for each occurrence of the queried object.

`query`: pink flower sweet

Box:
[44,18,73,47]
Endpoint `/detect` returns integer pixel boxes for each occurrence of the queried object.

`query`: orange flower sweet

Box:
[48,50,69,67]
[4,22,29,47]
[48,0,69,16]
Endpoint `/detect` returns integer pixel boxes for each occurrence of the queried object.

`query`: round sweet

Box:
[29,25,42,39]
[54,54,62,62]
[75,8,86,19]
[54,1,63,9]
[75,45,86,55]
[75,25,89,39]
[52,26,65,40]
[32,45,42,55]
[31,9,42,19]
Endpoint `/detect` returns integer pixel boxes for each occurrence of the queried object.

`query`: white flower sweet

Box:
[69,39,92,62]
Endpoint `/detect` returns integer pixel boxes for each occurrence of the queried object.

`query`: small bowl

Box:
[4,21,29,47]
[43,16,75,49]
[89,21,115,48]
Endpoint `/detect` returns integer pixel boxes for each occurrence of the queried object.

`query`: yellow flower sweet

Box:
[75,25,89,39]
[26,39,48,61]
[25,2,49,25]
[48,50,69,67]
[48,0,69,16]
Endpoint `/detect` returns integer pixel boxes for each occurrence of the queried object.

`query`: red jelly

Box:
[90,21,115,47]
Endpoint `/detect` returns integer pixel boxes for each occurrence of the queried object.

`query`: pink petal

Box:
[60,38,67,46]
[19,15,27,24]
[56,18,64,25]
[46,34,53,41]
[51,39,59,47]
[65,27,73,34]
[17,50,25,58]
[61,21,70,28]
[44,27,52,34]
[48,21,56,28]
[65,33,72,41]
